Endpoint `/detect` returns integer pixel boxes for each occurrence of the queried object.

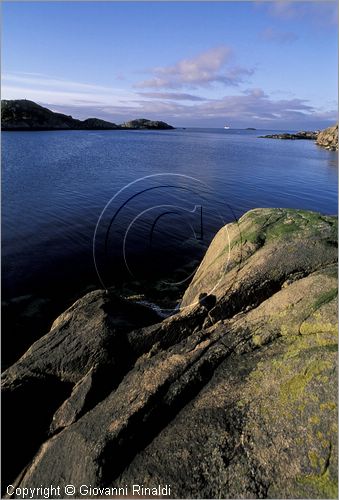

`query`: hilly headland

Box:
[1,99,174,131]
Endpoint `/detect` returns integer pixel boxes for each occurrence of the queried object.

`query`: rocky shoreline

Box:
[2,208,338,499]
[259,124,338,151]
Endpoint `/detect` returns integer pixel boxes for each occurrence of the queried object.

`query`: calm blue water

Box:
[2,128,338,302]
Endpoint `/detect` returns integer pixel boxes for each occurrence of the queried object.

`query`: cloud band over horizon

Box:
[2,67,337,130]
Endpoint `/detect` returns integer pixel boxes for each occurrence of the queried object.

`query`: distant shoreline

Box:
[1,99,175,131]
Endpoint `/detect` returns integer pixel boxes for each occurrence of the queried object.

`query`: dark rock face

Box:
[1,100,174,131]
[316,124,338,151]
[2,290,160,490]
[259,130,318,140]
[121,118,174,129]
[2,209,338,499]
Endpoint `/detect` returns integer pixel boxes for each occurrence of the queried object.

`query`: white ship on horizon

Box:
[224,125,230,129]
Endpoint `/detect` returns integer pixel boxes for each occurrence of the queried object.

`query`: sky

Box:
[2,0,338,129]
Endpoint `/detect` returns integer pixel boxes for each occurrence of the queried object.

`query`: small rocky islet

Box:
[1,99,174,131]
[259,130,319,140]
[2,208,338,498]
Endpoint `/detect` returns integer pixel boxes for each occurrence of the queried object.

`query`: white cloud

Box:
[256,0,338,25]
[1,72,138,110]
[134,46,254,89]
[137,92,207,101]
[2,72,123,93]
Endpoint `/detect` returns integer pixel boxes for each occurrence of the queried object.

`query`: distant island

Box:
[1,100,175,131]
[245,127,256,130]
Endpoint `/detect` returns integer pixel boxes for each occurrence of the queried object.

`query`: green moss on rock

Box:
[297,469,338,499]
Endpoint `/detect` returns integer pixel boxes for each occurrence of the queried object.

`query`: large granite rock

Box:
[316,124,338,151]
[2,291,160,490]
[2,209,337,499]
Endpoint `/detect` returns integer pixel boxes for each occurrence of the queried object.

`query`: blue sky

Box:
[2,1,338,128]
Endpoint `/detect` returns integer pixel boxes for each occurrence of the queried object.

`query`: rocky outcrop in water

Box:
[1,100,174,131]
[259,125,338,152]
[121,118,174,130]
[259,130,318,140]
[2,209,338,499]
[316,124,338,151]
